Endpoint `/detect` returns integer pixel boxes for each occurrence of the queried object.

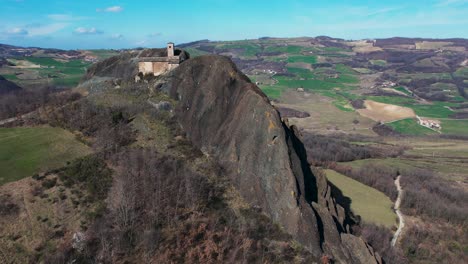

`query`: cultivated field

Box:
[357,100,416,122]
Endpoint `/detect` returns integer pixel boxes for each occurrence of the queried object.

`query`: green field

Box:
[325,169,396,227]
[441,119,468,135]
[395,86,412,95]
[454,67,468,78]
[0,126,92,185]
[387,118,439,136]
[370,60,387,66]
[8,57,91,88]
[287,55,317,64]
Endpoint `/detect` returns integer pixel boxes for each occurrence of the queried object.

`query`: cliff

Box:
[81,51,382,263]
[167,55,381,263]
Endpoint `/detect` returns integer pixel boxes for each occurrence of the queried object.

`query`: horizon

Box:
[1,0,468,49]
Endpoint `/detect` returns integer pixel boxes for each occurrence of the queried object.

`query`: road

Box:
[391,175,405,247]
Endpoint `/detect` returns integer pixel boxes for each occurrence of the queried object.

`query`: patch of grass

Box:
[0,126,92,185]
[259,85,284,99]
[441,119,468,135]
[370,60,387,66]
[265,45,303,54]
[387,118,438,136]
[454,67,468,79]
[2,74,18,80]
[286,67,314,78]
[287,55,317,64]
[325,169,396,227]
[184,48,209,57]
[218,43,262,57]
[87,49,119,60]
[395,86,412,95]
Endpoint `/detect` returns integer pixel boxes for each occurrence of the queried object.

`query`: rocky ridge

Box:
[83,50,382,263]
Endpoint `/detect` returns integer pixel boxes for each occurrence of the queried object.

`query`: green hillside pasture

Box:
[0,126,92,185]
[287,67,314,78]
[22,57,91,87]
[387,118,438,136]
[183,48,209,57]
[217,43,262,57]
[395,86,412,95]
[287,55,317,64]
[454,67,468,79]
[441,119,468,135]
[88,49,120,59]
[259,85,284,99]
[370,60,387,66]
[325,169,396,227]
[265,45,303,54]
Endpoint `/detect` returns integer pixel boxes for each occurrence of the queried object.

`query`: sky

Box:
[1,0,468,49]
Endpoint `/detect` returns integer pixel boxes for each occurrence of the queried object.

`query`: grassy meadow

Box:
[0,126,92,185]
[325,169,396,227]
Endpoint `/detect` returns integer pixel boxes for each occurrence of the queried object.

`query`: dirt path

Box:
[391,175,405,247]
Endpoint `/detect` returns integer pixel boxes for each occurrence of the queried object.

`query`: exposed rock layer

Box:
[82,52,382,263]
[168,55,382,263]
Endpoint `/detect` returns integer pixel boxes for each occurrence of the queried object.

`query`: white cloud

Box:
[6,27,28,36]
[436,0,468,6]
[47,14,88,21]
[111,33,124,39]
[148,32,162,38]
[97,6,124,13]
[28,23,69,36]
[74,27,103,35]
[4,23,68,38]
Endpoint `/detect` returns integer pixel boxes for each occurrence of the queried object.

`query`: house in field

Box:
[137,42,182,77]
[416,116,441,129]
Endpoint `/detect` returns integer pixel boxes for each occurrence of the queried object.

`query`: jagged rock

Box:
[81,51,382,263]
[167,55,381,263]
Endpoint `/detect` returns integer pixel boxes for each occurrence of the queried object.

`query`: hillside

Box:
[1,37,467,263]
[0,75,21,94]
[0,48,384,263]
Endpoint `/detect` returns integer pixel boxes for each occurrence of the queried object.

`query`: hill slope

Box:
[82,51,382,263]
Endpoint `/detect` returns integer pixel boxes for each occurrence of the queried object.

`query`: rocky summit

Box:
[82,51,382,263]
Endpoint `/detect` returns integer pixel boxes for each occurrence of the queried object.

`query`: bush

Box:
[59,155,112,201]
[41,178,57,189]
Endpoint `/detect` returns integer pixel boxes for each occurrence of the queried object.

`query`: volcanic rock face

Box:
[83,52,381,263]
[168,55,381,263]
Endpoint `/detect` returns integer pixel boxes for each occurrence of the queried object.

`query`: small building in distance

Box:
[138,42,182,76]
[416,115,441,129]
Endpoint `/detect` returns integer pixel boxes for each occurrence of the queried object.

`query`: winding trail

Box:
[391,175,405,247]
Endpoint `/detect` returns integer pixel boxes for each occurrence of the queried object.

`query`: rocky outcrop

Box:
[167,55,382,263]
[83,48,189,81]
[80,51,382,263]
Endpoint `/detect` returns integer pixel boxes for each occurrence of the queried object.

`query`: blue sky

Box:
[1,0,468,49]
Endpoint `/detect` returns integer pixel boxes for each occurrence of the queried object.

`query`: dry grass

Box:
[276,90,377,136]
[0,175,90,263]
[415,41,452,50]
[325,169,396,227]
[357,100,416,122]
